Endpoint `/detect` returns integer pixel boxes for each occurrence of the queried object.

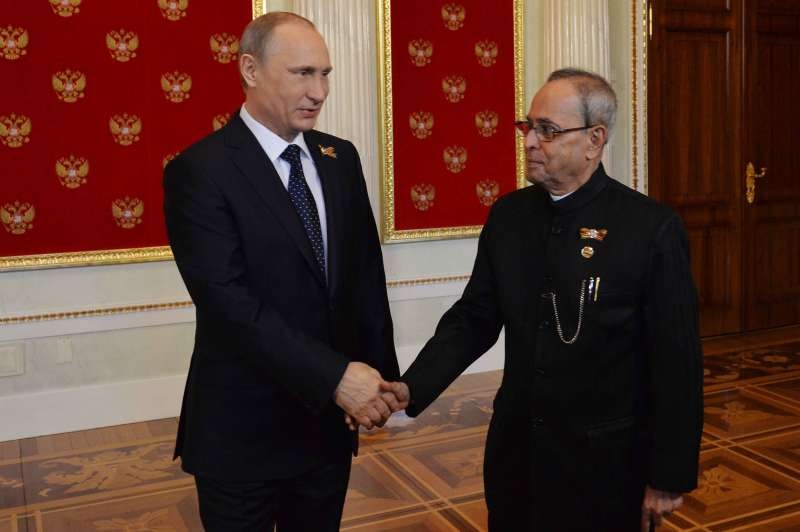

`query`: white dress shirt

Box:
[239,105,329,271]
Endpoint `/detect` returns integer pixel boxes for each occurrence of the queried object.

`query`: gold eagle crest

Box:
[476,179,500,207]
[408,39,433,67]
[409,111,434,140]
[109,114,142,145]
[0,114,32,148]
[162,152,179,169]
[106,30,139,62]
[441,4,466,31]
[1,201,35,235]
[442,75,466,103]
[475,40,498,67]
[210,33,239,64]
[158,0,189,21]
[56,156,89,188]
[49,0,82,17]
[443,146,467,173]
[161,71,192,103]
[52,70,87,103]
[212,112,231,131]
[475,111,499,137]
[0,26,29,60]
[410,184,435,211]
[112,197,144,229]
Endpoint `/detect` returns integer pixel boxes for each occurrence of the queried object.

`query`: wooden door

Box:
[743,0,800,330]
[648,0,744,336]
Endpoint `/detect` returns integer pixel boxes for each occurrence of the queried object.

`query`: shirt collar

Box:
[239,104,311,164]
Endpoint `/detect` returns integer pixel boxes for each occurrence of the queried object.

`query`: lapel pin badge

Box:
[581,246,595,259]
[318,145,337,159]
[579,227,608,241]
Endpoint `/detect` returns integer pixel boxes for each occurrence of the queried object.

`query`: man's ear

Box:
[239,53,258,88]
[586,125,608,160]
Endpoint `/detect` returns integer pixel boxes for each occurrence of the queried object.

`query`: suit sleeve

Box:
[163,155,349,415]
[350,146,400,381]
[402,209,504,416]
[643,214,703,492]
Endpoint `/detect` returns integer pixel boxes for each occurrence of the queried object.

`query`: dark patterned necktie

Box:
[280,144,326,279]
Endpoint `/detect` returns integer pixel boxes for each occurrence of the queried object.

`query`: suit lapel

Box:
[305,131,343,300]
[225,116,327,289]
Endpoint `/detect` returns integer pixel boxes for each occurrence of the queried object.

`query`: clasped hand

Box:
[333,362,409,430]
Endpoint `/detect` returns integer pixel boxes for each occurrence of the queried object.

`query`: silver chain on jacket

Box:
[546,279,586,345]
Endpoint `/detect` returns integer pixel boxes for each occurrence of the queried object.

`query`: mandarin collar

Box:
[547,163,609,214]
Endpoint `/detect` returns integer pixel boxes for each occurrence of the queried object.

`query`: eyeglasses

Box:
[514,120,597,142]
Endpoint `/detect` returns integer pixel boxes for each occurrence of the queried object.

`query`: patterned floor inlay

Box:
[1,326,799,530]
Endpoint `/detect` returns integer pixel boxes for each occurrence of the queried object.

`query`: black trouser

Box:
[194,456,352,532]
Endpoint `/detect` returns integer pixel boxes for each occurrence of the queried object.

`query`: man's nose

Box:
[525,129,540,150]
[308,76,328,102]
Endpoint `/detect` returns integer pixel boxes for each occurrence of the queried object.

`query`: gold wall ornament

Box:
[0,26,29,60]
[49,0,82,17]
[745,162,768,204]
[441,75,466,103]
[408,38,433,67]
[55,156,89,189]
[474,111,498,137]
[212,112,231,130]
[106,30,139,62]
[0,113,32,148]
[109,114,142,145]
[443,145,467,173]
[52,70,87,102]
[476,179,500,206]
[474,40,498,67]
[160,71,192,103]
[1,201,35,235]
[210,33,239,63]
[441,4,466,30]
[112,197,144,229]
[410,184,435,211]
[158,0,189,20]
[162,152,179,169]
[409,111,433,139]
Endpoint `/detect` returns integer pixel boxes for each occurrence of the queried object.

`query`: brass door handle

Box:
[746,162,767,204]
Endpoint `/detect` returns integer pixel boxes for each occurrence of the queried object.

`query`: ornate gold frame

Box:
[377,0,526,243]
[0,1,267,272]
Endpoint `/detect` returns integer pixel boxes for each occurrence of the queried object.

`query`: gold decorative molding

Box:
[0,275,471,324]
[377,0,526,243]
[0,247,173,272]
[252,0,265,18]
[0,301,194,325]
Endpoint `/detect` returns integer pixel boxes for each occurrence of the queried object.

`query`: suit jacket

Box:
[163,114,398,481]
[402,165,702,528]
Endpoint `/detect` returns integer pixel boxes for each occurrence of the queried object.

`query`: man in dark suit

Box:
[385,69,703,531]
[163,12,401,531]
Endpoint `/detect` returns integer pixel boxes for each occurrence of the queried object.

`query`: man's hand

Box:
[641,485,683,531]
[334,362,392,430]
[343,381,411,431]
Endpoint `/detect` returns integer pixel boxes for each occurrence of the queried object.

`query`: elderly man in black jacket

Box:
[386,69,703,531]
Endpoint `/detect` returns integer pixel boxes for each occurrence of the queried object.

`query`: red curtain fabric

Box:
[390,1,518,232]
[0,0,251,258]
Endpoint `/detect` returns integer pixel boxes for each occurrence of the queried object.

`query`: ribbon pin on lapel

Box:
[318,145,337,159]
[579,227,608,241]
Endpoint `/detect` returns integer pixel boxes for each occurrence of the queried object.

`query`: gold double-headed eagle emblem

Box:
[49,0,82,17]
[411,184,436,212]
[112,197,144,229]
[476,180,500,207]
[475,111,498,137]
[475,40,498,67]
[109,114,142,145]
[56,156,89,189]
[161,71,192,103]
[408,39,433,67]
[0,114,32,148]
[409,112,434,140]
[106,30,139,62]
[212,113,231,131]
[442,76,466,103]
[1,201,35,235]
[210,33,239,64]
[443,146,468,173]
[158,0,189,21]
[0,26,29,60]
[52,70,87,102]
[441,4,466,31]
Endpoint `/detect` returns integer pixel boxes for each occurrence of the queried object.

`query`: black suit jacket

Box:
[163,114,398,481]
[402,166,702,526]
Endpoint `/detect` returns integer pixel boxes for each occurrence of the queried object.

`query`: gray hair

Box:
[547,68,617,133]
[239,12,315,87]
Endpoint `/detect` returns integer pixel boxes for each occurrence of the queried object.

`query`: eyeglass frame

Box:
[513,119,599,142]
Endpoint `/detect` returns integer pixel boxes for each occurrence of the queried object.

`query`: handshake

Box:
[333,361,410,430]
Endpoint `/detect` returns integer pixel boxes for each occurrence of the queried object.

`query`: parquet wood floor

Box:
[1,326,799,531]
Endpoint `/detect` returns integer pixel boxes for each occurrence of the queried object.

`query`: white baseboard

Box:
[0,374,186,442]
